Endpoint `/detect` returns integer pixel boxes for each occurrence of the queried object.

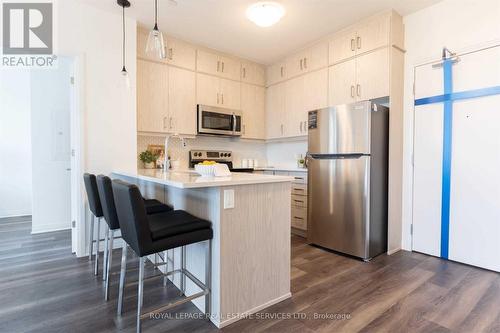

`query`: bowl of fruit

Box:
[194,161,231,177]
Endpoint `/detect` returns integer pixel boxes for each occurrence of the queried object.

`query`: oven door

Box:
[197,105,242,136]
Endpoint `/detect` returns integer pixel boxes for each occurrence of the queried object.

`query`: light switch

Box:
[224,189,235,209]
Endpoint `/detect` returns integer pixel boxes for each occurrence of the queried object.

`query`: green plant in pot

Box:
[139,150,159,169]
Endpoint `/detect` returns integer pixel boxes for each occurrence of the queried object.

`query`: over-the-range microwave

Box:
[197,104,242,137]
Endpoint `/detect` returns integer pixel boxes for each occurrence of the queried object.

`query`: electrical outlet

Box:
[224,189,235,209]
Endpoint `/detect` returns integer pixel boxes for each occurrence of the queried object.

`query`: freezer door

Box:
[307,155,370,258]
[308,101,371,154]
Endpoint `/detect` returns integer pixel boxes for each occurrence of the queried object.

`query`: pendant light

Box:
[118,0,131,89]
[146,0,166,59]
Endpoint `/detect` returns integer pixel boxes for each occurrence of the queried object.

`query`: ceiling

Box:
[83,0,441,64]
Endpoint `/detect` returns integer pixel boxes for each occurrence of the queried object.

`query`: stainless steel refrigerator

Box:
[307,101,389,260]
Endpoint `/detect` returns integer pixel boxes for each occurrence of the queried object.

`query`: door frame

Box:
[409,40,500,252]
[69,54,86,256]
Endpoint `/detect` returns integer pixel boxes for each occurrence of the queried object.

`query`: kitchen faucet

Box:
[163,134,185,171]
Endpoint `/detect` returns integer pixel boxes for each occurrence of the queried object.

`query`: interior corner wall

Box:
[401,0,500,250]
[57,0,138,176]
[0,70,32,218]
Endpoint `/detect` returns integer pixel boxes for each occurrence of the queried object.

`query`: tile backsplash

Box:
[137,135,268,169]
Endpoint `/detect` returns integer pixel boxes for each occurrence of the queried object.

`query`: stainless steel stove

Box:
[189,150,253,173]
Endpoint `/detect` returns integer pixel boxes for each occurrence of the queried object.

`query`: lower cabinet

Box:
[254,170,308,236]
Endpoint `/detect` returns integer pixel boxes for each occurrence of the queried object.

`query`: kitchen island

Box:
[112,169,293,328]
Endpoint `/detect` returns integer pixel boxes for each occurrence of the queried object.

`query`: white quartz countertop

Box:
[112,169,294,189]
[254,167,308,173]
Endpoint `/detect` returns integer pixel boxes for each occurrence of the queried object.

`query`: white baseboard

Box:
[387,247,402,255]
[215,292,292,328]
[31,222,71,234]
[0,210,32,219]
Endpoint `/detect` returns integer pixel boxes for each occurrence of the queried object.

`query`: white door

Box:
[30,57,73,234]
[413,46,500,272]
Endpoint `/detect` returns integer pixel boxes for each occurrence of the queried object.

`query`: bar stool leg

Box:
[205,239,212,319]
[162,250,168,287]
[94,217,101,276]
[88,214,95,260]
[180,246,186,296]
[105,229,114,301]
[103,225,109,281]
[137,257,145,333]
[117,242,127,315]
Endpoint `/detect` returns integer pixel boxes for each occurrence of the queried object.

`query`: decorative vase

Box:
[144,162,155,169]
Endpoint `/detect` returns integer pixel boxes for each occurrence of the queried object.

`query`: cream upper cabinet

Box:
[241,61,265,86]
[355,14,390,56]
[196,50,220,76]
[137,60,168,133]
[219,78,241,109]
[286,51,307,79]
[266,82,286,139]
[241,83,265,139]
[329,28,357,65]
[196,73,220,107]
[355,47,389,101]
[168,67,196,135]
[306,42,329,72]
[285,76,305,138]
[164,37,196,70]
[267,62,287,86]
[328,47,389,105]
[328,59,356,106]
[303,68,328,112]
[329,13,391,65]
[196,73,241,109]
[218,55,241,81]
[197,50,241,81]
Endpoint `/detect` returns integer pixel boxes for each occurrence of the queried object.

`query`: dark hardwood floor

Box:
[0,216,498,333]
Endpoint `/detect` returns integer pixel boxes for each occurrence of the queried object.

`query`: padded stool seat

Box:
[144,199,172,215]
[149,210,211,240]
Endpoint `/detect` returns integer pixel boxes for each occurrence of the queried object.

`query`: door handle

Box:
[351,38,355,51]
[232,114,237,132]
[242,67,246,78]
[169,117,173,130]
[300,58,303,70]
[222,61,225,72]
[163,116,168,129]
[242,124,246,134]
[66,168,71,171]
[357,36,361,49]
[280,124,284,135]
[217,60,220,72]
[303,57,307,69]
[280,66,284,77]
[356,84,361,97]
[168,48,173,60]
[217,93,220,104]
[351,85,355,98]
[221,93,224,104]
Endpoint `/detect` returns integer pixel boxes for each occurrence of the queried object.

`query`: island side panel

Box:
[219,182,291,326]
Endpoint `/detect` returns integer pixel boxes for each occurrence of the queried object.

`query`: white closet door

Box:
[413,45,500,272]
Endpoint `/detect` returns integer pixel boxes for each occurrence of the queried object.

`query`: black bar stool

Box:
[84,173,173,278]
[112,179,213,333]
[96,175,173,299]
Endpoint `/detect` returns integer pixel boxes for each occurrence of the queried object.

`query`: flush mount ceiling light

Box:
[246,2,285,27]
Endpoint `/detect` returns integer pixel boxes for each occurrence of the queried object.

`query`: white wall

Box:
[401,0,500,250]
[0,70,32,218]
[58,0,137,175]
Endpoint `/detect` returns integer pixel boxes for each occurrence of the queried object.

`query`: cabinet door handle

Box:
[169,117,173,129]
[217,60,220,72]
[303,57,307,69]
[294,216,304,220]
[280,66,284,77]
[242,67,246,78]
[168,48,173,60]
[357,36,361,49]
[351,85,355,98]
[300,121,303,133]
[351,38,355,51]
[221,93,224,104]
[222,61,225,72]
[300,58,303,70]
[217,93,220,104]
[356,84,361,97]
[163,116,168,129]
[280,124,284,135]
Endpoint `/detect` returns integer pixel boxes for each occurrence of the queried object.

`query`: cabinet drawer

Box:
[291,207,307,230]
[289,172,307,184]
[292,183,307,195]
[291,194,307,208]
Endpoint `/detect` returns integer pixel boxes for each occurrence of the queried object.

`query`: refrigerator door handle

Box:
[309,153,366,160]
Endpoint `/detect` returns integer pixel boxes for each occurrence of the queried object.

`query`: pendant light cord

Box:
[122,4,126,71]
[154,0,158,29]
